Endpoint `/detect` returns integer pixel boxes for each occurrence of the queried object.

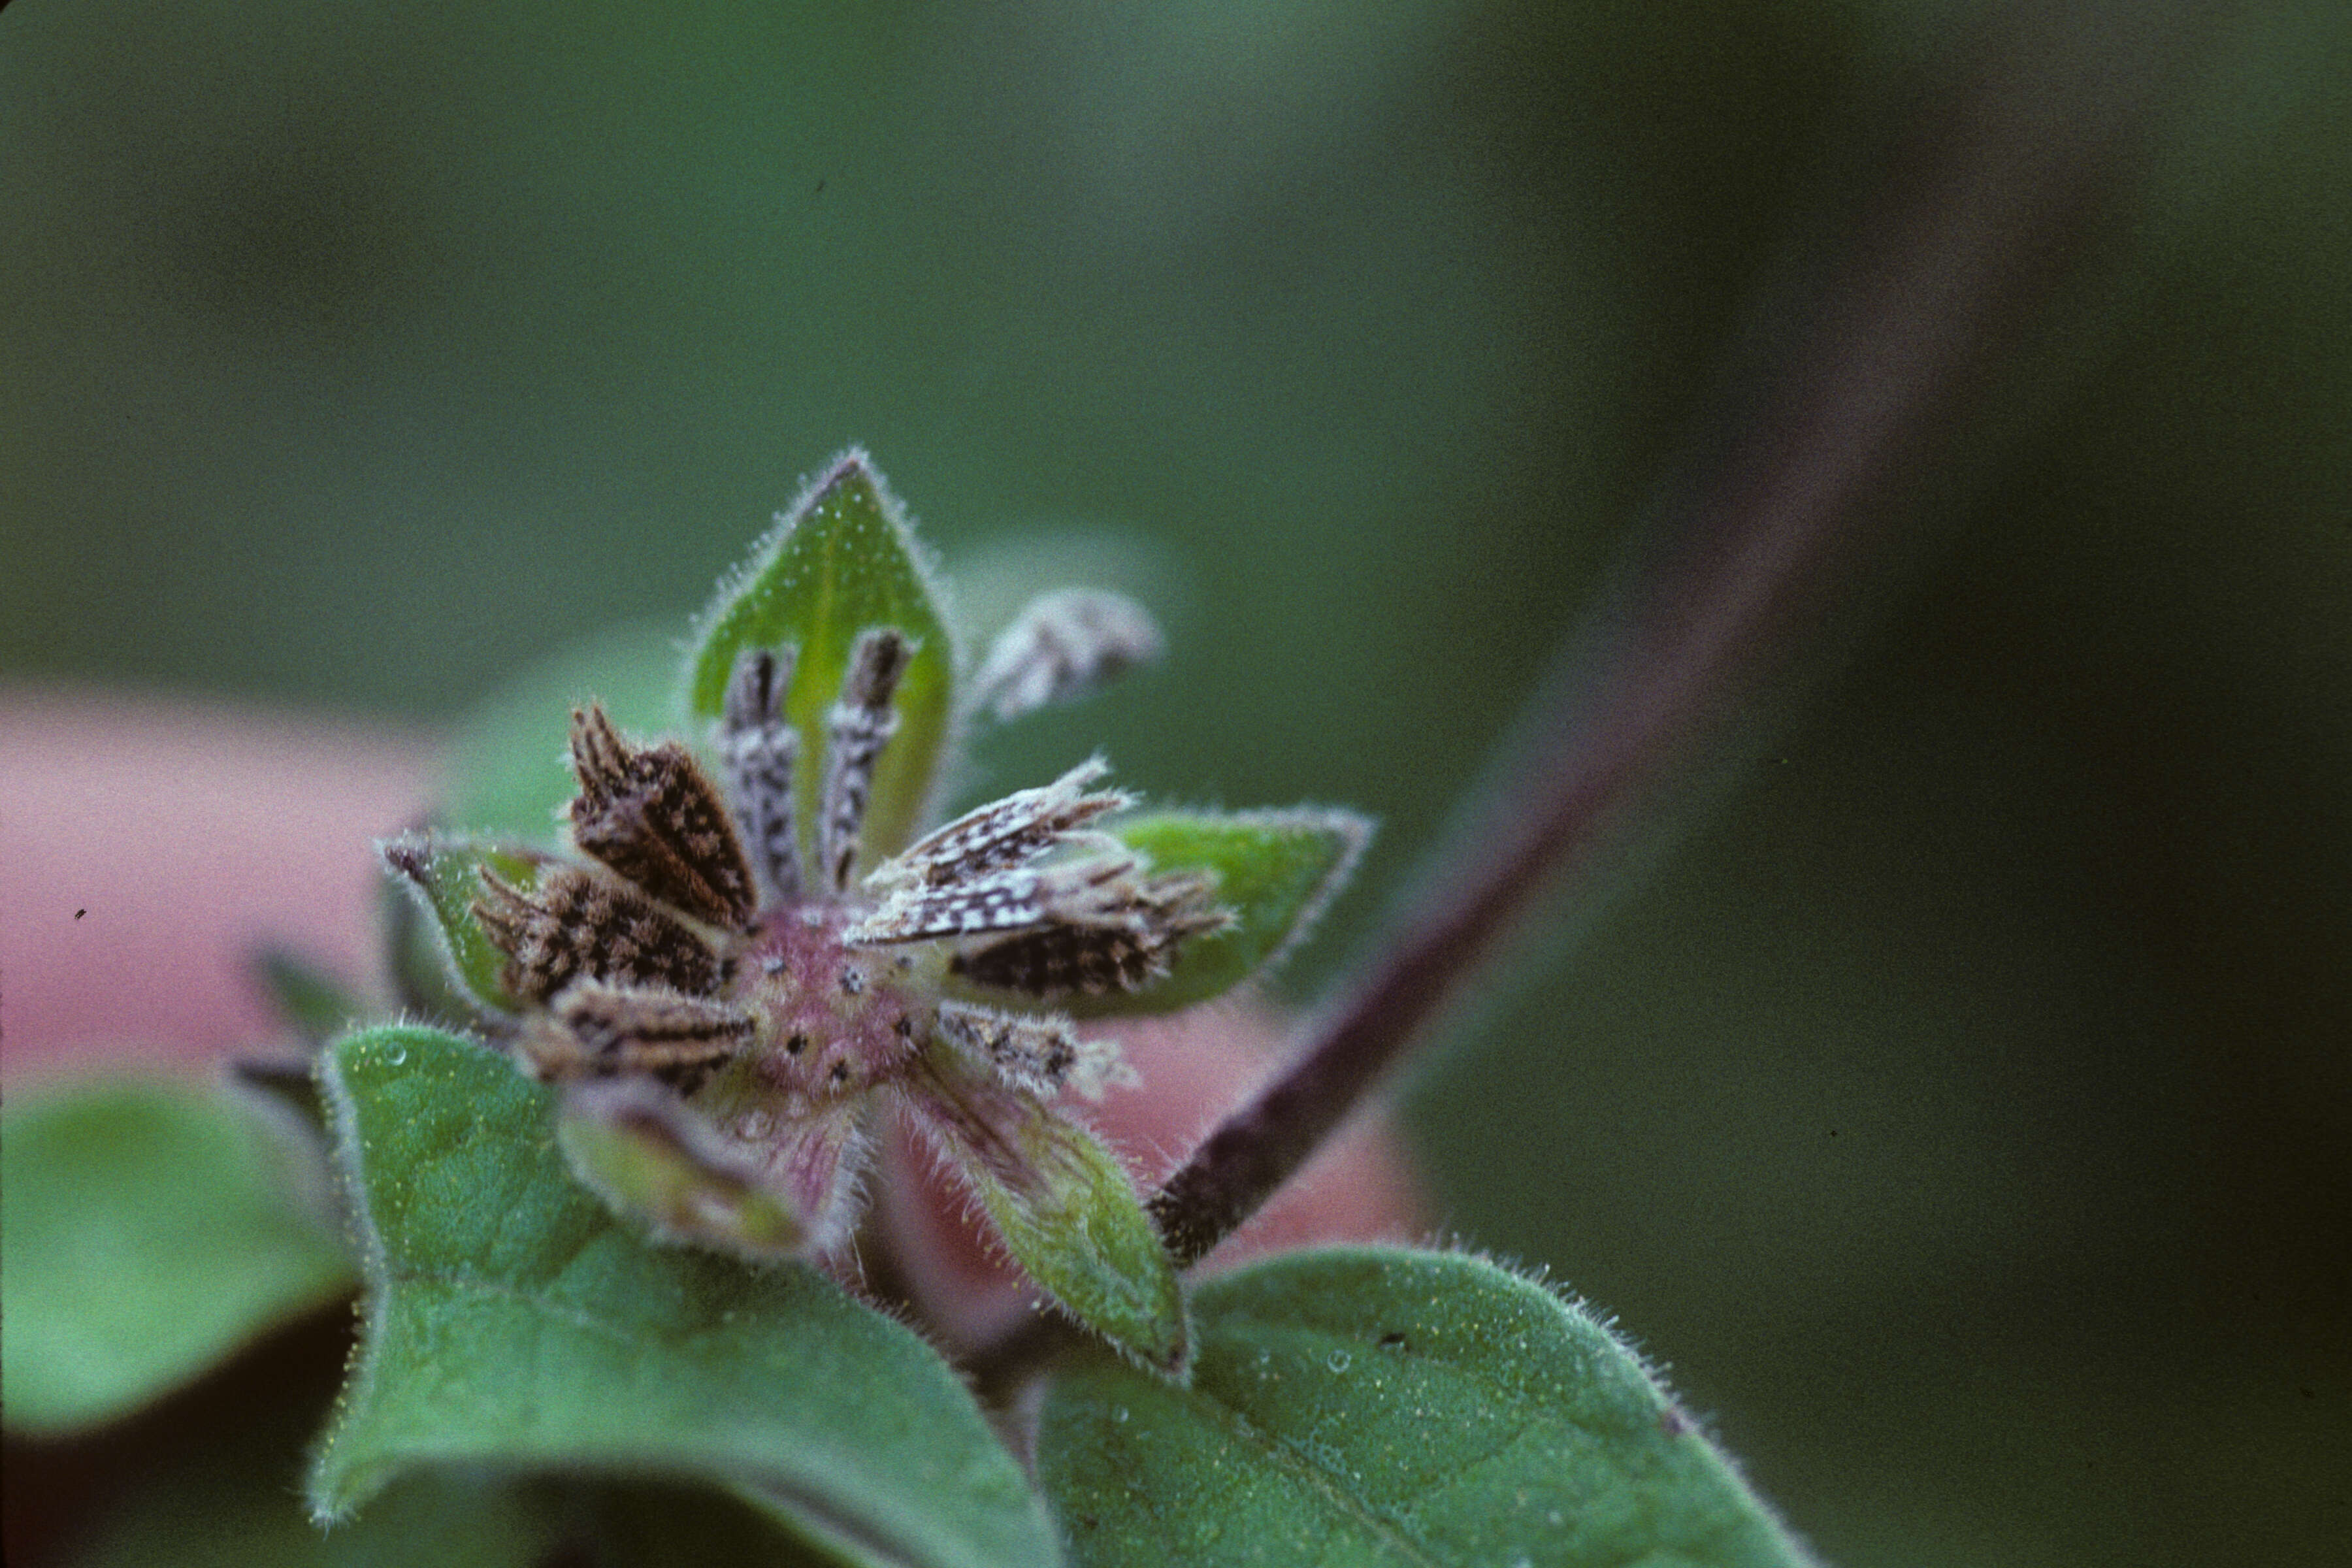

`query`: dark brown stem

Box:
[970,0,2199,1392]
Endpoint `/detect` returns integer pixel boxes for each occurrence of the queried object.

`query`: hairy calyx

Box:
[440,636,1218,1261]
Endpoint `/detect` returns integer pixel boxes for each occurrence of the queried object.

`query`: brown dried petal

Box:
[868,757,1130,892]
[967,589,1164,723]
[951,925,1160,998]
[722,642,792,732]
[819,627,913,892]
[517,979,757,1087]
[567,705,758,930]
[951,871,1228,999]
[474,864,725,1003]
[849,855,1137,946]
[933,1000,1127,1100]
[719,646,803,903]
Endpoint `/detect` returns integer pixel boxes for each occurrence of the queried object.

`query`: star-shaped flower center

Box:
[453,630,1224,1267]
[378,448,1369,1369]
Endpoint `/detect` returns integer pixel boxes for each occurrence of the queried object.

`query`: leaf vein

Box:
[1181,1380,1450,1567]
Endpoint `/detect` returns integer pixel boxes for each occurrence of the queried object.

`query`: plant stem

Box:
[970,0,2197,1392]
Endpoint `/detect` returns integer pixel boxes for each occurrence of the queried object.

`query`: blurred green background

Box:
[4,1,2346,1563]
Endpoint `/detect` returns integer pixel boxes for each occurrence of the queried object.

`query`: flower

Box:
[382,449,1367,1368]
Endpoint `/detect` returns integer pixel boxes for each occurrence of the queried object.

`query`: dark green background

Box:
[5,1,2345,1563]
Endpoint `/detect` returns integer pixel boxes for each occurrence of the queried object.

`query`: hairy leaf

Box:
[903,1049,1188,1373]
[0,1081,354,1435]
[1057,808,1371,1017]
[70,1320,843,1568]
[377,834,557,1016]
[313,1026,1054,1568]
[685,449,957,870]
[1036,1247,1812,1567]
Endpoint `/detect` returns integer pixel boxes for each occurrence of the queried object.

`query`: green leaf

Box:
[576,1478,866,1568]
[0,1080,355,1435]
[902,1049,1188,1374]
[377,834,557,1017]
[685,449,958,869]
[69,1320,845,1568]
[312,1025,1056,1568]
[382,857,495,1028]
[1035,1247,1813,1568]
[1063,808,1371,1017]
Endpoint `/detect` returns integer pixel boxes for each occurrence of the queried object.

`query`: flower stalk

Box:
[978,0,2173,1382]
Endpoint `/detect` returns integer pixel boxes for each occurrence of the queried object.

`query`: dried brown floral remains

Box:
[473,864,725,1004]
[719,646,803,903]
[370,449,1380,1373]
[454,627,1228,1258]
[965,587,1165,722]
[566,706,759,931]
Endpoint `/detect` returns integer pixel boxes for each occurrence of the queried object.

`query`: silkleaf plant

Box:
[377,449,1368,1375]
[3,448,1816,1568]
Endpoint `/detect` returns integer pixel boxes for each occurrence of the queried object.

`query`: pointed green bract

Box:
[555,1091,812,1260]
[907,1049,1188,1373]
[1058,808,1372,1017]
[314,1026,1054,1568]
[0,1081,355,1435]
[686,449,958,869]
[1036,1247,1814,1568]
[378,834,555,1016]
[382,861,493,1026]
